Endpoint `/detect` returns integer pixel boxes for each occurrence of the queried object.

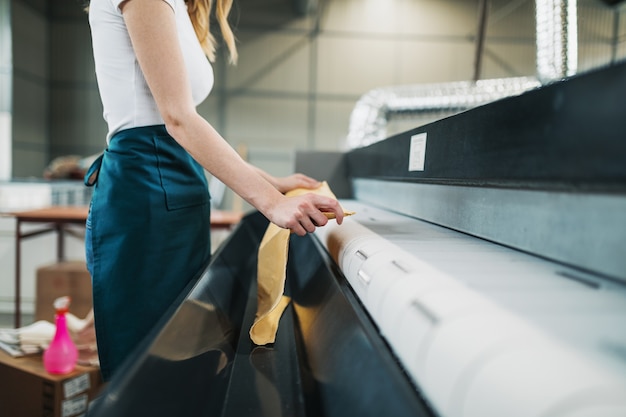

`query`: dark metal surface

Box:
[294,151,353,199]
[345,61,626,282]
[88,212,432,417]
[346,61,626,192]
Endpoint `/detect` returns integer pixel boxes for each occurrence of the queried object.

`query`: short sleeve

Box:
[110,0,177,14]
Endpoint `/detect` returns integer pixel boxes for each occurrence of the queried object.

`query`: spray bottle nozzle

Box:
[53,296,71,314]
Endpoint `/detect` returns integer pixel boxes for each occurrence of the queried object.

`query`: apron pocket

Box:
[154,135,210,210]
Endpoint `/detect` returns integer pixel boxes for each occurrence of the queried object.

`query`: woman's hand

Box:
[272,173,320,193]
[267,193,344,236]
[249,164,321,193]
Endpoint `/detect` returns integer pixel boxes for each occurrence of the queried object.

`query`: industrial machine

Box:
[88,61,626,417]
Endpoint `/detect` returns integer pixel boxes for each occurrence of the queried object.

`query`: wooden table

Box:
[8,206,243,328]
[10,206,89,328]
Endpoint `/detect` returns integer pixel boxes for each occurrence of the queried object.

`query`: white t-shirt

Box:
[89,0,213,142]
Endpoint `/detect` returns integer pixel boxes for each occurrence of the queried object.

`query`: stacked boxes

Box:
[35,261,92,323]
[0,351,103,417]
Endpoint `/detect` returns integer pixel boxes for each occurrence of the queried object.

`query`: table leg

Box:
[57,223,64,262]
[14,219,21,329]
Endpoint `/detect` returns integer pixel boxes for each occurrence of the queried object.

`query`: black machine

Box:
[87,211,434,417]
[88,62,626,417]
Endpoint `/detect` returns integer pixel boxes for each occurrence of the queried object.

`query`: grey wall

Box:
[7,0,626,204]
[11,0,50,178]
[10,0,104,179]
[0,0,11,179]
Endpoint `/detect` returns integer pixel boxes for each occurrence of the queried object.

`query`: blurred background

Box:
[1,0,625,207]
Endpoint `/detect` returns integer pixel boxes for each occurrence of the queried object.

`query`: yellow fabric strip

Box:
[249,181,353,345]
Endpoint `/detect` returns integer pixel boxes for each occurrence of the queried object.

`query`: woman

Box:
[87,0,344,381]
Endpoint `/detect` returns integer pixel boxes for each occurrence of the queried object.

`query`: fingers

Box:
[331,200,345,225]
[311,193,344,225]
[285,216,314,237]
[286,199,325,236]
[271,192,345,236]
[276,173,321,193]
[292,194,343,235]
[293,173,321,189]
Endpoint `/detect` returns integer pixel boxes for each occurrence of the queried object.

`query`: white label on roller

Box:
[409,133,427,172]
[357,269,372,285]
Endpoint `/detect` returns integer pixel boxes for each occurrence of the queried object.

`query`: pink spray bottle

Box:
[43,296,78,374]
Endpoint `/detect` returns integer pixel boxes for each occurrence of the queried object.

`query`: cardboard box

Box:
[36,262,92,323]
[0,350,103,417]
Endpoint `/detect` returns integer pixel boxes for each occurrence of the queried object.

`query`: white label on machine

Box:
[409,133,427,171]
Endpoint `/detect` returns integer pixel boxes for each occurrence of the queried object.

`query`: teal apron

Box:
[85,125,212,381]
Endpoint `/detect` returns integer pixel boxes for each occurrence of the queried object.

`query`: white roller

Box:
[314,205,626,417]
[342,238,396,301]
[457,342,626,417]
[419,310,541,416]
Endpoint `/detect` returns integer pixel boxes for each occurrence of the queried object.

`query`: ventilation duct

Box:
[536,0,578,83]
[346,0,577,149]
[346,77,540,149]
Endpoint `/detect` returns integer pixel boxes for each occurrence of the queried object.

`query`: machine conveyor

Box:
[89,61,626,417]
[316,201,626,417]
[87,211,434,417]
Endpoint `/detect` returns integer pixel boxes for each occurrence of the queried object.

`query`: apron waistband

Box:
[84,153,103,187]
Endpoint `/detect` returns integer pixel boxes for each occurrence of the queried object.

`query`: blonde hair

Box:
[186,0,238,65]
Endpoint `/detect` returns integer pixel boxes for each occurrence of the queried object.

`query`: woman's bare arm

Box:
[119,0,343,235]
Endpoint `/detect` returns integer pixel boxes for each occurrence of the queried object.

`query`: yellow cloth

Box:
[249,181,354,345]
